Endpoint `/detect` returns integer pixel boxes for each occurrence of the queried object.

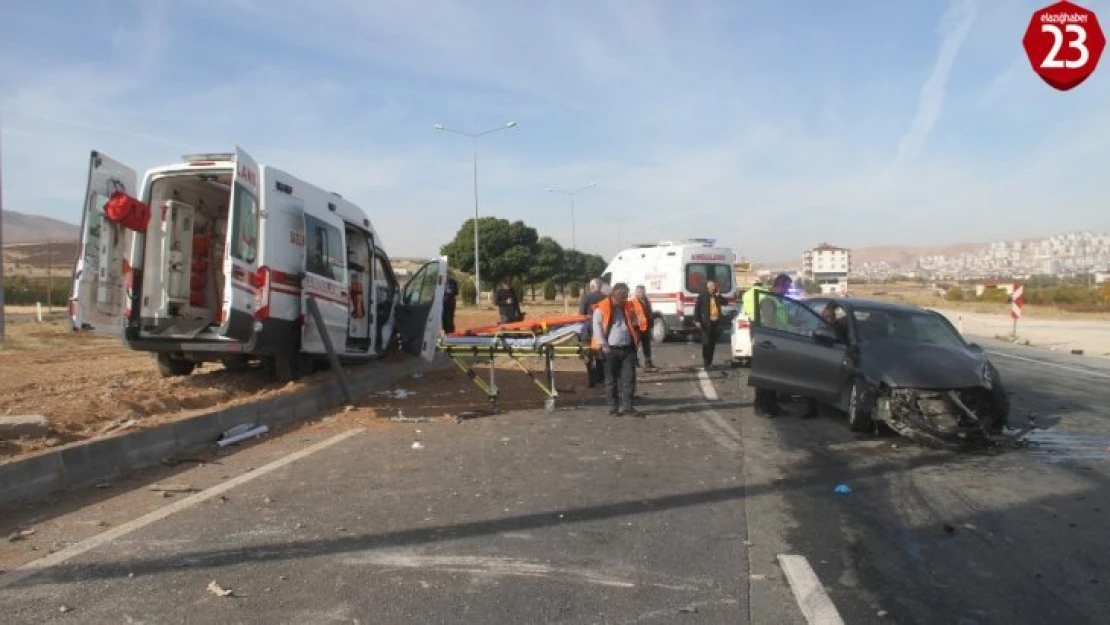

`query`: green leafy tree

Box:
[543,280,557,300]
[557,250,588,295]
[458,279,477,307]
[440,217,539,291]
[528,237,565,301]
[583,253,608,281]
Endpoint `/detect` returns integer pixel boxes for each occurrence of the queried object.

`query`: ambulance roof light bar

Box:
[182,153,235,163]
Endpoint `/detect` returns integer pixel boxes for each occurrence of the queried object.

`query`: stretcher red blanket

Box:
[450,314,588,337]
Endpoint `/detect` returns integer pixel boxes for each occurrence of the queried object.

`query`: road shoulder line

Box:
[0,428,365,590]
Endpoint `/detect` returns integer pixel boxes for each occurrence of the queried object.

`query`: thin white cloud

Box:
[892,0,978,168]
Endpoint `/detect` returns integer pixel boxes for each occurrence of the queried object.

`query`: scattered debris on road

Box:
[835,484,852,495]
[7,528,36,542]
[207,581,235,597]
[412,441,425,450]
[391,414,438,424]
[59,605,73,614]
[149,484,200,493]
[217,423,270,448]
[377,389,416,400]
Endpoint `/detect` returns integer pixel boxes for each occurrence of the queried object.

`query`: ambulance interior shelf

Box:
[138,173,233,338]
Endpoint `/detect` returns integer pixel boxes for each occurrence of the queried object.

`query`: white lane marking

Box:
[697,369,719,401]
[987,350,1110,380]
[0,428,365,589]
[777,554,845,625]
[694,418,741,452]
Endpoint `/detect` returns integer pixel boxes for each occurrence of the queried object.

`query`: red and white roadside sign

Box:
[1023,1,1105,91]
[1011,283,1024,320]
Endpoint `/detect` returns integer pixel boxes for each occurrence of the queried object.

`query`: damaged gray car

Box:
[748,294,1010,448]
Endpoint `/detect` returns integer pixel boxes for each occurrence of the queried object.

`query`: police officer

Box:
[744,273,792,417]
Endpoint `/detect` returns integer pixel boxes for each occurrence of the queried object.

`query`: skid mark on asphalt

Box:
[0,429,365,590]
[343,552,706,591]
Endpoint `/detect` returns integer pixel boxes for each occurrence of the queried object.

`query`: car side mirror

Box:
[812,325,838,343]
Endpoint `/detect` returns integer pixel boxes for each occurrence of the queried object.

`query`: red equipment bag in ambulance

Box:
[104,191,152,233]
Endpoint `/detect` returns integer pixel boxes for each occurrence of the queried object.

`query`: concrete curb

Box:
[0,354,450,509]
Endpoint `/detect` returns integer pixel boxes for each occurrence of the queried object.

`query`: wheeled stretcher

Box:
[437,315,593,411]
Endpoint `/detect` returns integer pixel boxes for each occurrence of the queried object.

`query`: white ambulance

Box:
[70,147,447,381]
[600,239,737,342]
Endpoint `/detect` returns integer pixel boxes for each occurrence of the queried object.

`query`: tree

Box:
[557,249,588,295]
[583,253,608,281]
[527,237,565,301]
[440,217,539,291]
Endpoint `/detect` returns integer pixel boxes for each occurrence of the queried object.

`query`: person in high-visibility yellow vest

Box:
[747,274,793,417]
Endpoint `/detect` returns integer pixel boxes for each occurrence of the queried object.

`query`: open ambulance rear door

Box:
[396,256,448,362]
[73,150,138,338]
[220,146,263,342]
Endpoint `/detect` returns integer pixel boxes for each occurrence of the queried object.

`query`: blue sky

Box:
[2,0,1108,263]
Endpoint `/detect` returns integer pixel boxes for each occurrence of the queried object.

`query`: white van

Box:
[70,148,447,381]
[601,239,737,342]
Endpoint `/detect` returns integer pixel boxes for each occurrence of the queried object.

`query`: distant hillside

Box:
[2,210,80,244]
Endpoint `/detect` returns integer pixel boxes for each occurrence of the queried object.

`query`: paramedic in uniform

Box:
[579,278,608,387]
[693,280,728,371]
[743,273,793,417]
[592,283,644,416]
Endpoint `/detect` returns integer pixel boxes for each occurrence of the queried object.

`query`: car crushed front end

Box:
[874,384,1009,449]
[861,344,1013,449]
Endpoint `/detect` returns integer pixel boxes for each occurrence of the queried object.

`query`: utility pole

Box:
[545,183,596,251]
[433,121,518,306]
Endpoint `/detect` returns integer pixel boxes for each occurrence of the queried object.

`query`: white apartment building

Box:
[802,243,851,294]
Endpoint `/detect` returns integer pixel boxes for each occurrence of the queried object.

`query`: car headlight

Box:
[981,362,994,389]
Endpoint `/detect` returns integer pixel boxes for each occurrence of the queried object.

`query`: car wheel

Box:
[651,317,668,343]
[847,379,875,432]
[156,353,196,378]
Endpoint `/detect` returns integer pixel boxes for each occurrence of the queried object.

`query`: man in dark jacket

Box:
[693,280,728,371]
[633,285,658,370]
[442,277,459,334]
[494,280,522,324]
[579,278,608,387]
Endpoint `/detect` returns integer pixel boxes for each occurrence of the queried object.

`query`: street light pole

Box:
[545,183,596,251]
[434,121,518,306]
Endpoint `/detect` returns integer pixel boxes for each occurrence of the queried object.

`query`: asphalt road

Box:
[1,336,1108,624]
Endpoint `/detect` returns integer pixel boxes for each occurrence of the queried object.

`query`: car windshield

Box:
[851,307,965,349]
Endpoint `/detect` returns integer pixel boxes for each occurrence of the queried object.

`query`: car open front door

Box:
[396,256,448,362]
[73,150,138,338]
[220,146,262,341]
[749,292,848,401]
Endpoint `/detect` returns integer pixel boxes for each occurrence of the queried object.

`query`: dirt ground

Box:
[0,302,569,461]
